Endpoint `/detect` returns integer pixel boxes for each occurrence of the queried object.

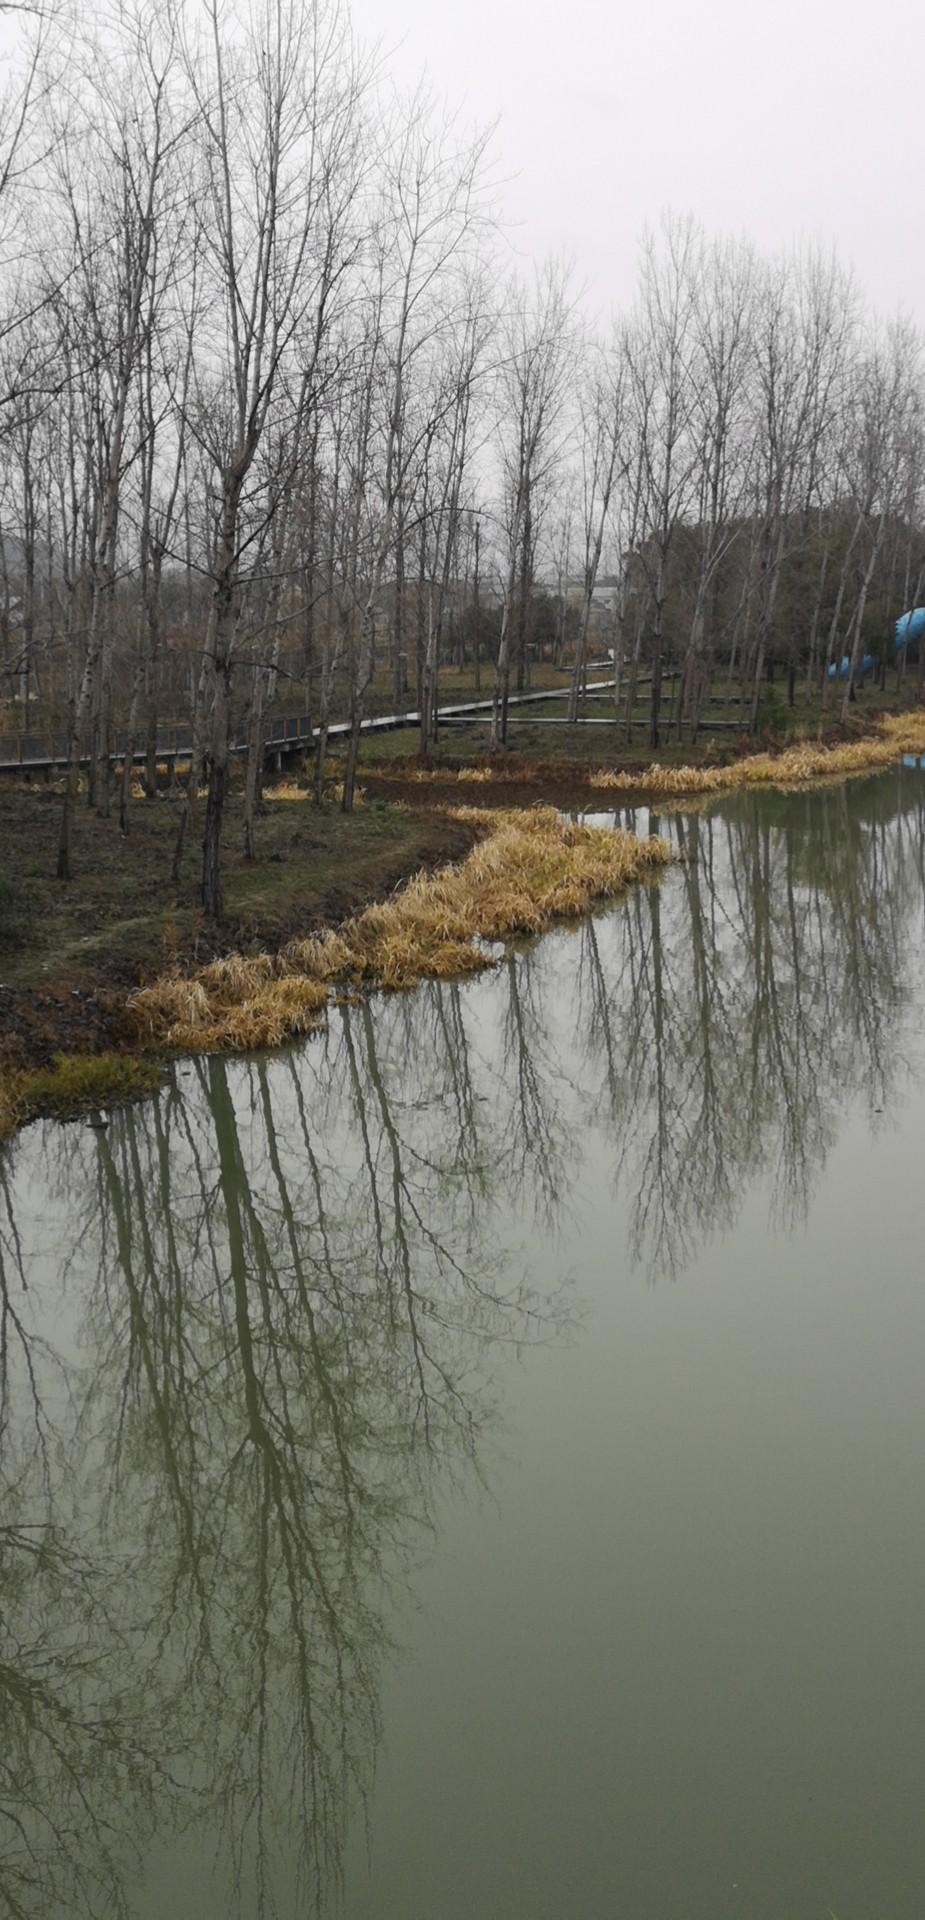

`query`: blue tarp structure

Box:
[828,608,925,677]
[827,652,875,679]
[896,607,925,651]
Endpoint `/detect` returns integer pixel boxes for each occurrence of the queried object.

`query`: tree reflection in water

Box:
[1,766,924,1916]
[582,772,925,1272]
[1,991,560,1917]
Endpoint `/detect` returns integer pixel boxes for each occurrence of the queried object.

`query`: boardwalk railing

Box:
[0,677,730,772]
[0,716,313,773]
[2,685,620,773]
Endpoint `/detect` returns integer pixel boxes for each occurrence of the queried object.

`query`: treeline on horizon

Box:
[0,0,923,913]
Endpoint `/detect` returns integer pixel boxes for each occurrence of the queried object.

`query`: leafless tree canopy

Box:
[0,12,923,910]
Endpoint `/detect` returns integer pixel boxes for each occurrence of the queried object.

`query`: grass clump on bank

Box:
[125,808,672,1054]
[125,956,330,1053]
[364,708,925,802]
[0,1051,162,1139]
[586,710,925,797]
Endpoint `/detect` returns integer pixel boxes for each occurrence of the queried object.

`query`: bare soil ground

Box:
[0,782,477,1072]
[354,705,906,808]
[2,686,921,1081]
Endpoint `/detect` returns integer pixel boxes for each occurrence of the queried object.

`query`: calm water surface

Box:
[3,770,925,1919]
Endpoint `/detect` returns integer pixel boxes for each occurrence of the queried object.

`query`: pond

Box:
[2,766,925,1919]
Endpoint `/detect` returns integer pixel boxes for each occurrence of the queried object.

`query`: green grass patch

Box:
[0,873,32,950]
[0,788,474,994]
[0,1051,163,1138]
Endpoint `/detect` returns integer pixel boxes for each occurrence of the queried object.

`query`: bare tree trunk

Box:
[649,549,668,750]
[749,526,785,735]
[202,568,236,919]
[472,517,481,694]
[393,504,406,708]
[243,659,265,860]
[491,585,516,747]
[171,629,211,887]
[341,608,374,814]
[515,488,532,693]
[842,519,886,717]
[56,571,108,879]
[568,596,593,724]
[119,608,145,836]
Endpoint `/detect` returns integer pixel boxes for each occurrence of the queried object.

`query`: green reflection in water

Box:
[2,765,925,1918]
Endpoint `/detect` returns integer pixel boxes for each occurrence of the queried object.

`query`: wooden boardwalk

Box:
[0,679,620,774]
[1,668,742,772]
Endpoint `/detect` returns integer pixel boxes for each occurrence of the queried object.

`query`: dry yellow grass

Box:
[263,780,305,802]
[266,778,365,805]
[588,711,925,796]
[368,709,925,799]
[125,807,672,1052]
[6,716,923,1135]
[127,954,329,1053]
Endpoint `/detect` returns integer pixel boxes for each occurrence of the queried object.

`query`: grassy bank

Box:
[0,785,478,996]
[584,709,925,795]
[124,809,672,1052]
[361,708,925,803]
[351,678,916,773]
[3,702,924,1141]
[0,808,671,1137]
[0,786,479,1129]
[0,1052,163,1140]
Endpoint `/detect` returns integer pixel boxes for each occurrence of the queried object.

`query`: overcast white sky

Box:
[351,0,924,321]
[1,0,919,318]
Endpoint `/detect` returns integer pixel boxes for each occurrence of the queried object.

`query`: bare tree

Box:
[676,232,755,737]
[840,321,922,714]
[491,258,572,747]
[746,247,856,732]
[53,2,184,874]
[567,326,624,723]
[183,0,368,915]
[625,215,700,749]
[339,94,495,810]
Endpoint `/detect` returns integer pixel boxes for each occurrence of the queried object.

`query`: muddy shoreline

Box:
[3,705,925,1137]
[0,804,481,1078]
